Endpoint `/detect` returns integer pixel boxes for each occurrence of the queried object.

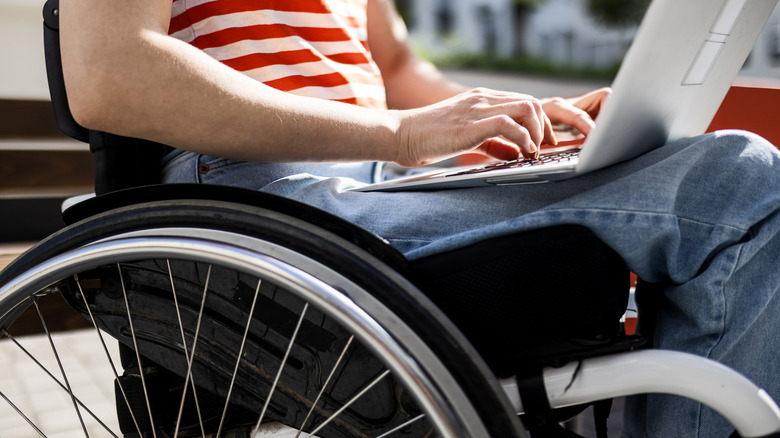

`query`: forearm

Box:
[366,0,467,109]
[383,54,470,109]
[61,4,401,163]
[61,0,555,169]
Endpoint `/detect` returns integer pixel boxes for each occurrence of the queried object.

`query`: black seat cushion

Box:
[410,225,630,376]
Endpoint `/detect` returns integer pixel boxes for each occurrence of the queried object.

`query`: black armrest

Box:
[43,0,89,143]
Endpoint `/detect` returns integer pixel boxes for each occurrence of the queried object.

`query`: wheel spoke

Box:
[306,369,392,437]
[252,302,310,434]
[295,335,355,438]
[2,331,118,437]
[34,298,90,437]
[376,414,427,438]
[167,260,207,438]
[0,389,46,437]
[170,263,212,438]
[74,273,141,437]
[215,276,263,438]
[118,263,158,438]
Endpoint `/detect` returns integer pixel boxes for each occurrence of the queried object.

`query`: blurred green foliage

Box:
[431,52,620,80]
[395,0,413,24]
[511,0,545,8]
[586,0,651,28]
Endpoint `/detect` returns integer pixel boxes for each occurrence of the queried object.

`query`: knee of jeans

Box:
[704,130,779,171]
[711,129,775,153]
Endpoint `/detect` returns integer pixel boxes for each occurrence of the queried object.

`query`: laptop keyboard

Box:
[448,149,581,176]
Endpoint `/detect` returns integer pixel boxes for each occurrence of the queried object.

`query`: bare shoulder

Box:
[59,0,174,130]
[61,0,172,38]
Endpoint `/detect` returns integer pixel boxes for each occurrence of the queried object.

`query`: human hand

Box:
[392,88,555,167]
[541,87,612,138]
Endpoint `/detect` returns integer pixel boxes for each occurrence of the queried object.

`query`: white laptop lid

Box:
[577,0,778,176]
[353,0,778,192]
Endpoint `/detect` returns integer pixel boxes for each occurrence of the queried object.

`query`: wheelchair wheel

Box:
[0,198,526,437]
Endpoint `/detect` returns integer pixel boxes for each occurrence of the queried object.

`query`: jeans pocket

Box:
[195,155,259,186]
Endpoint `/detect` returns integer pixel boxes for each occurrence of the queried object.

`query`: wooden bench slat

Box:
[0,150,94,195]
[0,99,64,139]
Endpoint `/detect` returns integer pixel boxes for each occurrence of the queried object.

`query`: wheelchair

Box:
[0,1,778,436]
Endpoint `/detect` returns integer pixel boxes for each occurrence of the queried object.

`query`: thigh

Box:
[267,132,780,269]
[163,132,780,276]
[161,151,379,187]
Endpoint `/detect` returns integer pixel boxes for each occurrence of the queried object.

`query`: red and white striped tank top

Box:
[169,0,387,109]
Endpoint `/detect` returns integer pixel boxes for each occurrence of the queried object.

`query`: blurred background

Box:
[2,0,780,101]
[0,0,779,240]
[399,0,780,80]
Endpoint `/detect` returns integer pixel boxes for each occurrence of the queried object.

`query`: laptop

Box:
[352,0,778,192]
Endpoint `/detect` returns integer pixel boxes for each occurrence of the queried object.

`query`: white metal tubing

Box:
[500,350,780,437]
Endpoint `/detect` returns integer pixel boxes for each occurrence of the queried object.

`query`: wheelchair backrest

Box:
[43,0,171,195]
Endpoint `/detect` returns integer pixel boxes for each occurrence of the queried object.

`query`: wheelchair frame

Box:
[0,0,777,436]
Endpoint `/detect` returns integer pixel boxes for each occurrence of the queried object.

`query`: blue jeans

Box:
[163,130,780,437]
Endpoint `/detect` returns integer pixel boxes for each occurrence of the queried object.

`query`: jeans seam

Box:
[543,207,750,234]
[200,157,235,171]
[692,232,748,438]
[386,237,432,244]
[163,150,189,168]
[702,227,751,359]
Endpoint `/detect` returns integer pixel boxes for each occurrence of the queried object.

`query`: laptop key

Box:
[449,149,581,176]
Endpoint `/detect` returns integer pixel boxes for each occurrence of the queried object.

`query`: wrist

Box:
[388,109,423,167]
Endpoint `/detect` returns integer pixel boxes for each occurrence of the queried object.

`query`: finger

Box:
[536,99,547,144]
[475,137,522,161]
[572,87,612,118]
[463,87,536,102]
[542,112,557,146]
[506,99,545,149]
[464,92,546,148]
[563,108,596,136]
[472,114,537,157]
[525,99,546,149]
[544,99,596,136]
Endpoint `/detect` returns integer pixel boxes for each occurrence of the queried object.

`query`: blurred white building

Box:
[405,0,516,57]
[520,0,635,68]
[408,0,780,78]
[407,0,632,64]
[741,15,780,79]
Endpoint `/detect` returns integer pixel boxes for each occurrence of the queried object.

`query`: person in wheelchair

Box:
[59,0,780,436]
